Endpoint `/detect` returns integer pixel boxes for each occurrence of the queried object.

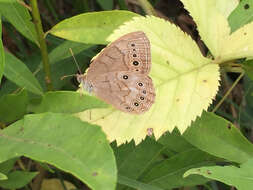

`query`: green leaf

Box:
[0,113,116,190]
[47,40,94,65]
[0,1,38,45]
[184,158,253,190]
[3,52,43,95]
[118,175,163,190]
[0,157,18,174]
[96,0,113,10]
[158,129,195,153]
[183,112,253,164]
[32,91,108,113]
[0,171,38,189]
[49,10,139,44]
[113,138,164,180]
[243,60,253,80]
[229,0,253,33]
[141,149,216,189]
[0,173,7,180]
[0,90,28,123]
[0,16,4,82]
[78,15,220,145]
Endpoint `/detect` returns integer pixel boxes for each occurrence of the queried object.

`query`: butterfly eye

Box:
[133,54,137,57]
[131,43,135,47]
[133,61,139,66]
[134,102,139,106]
[142,90,146,94]
[123,75,128,80]
[125,106,131,110]
[138,82,143,87]
[140,96,145,100]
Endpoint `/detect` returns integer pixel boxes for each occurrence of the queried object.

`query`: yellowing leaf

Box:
[181,0,253,62]
[77,16,220,145]
[220,22,253,61]
[181,0,231,57]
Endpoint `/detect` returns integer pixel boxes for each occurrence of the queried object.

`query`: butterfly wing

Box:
[86,31,151,81]
[91,71,155,114]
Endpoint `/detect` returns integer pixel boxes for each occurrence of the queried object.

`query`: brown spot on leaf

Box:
[207,170,212,174]
[203,79,207,83]
[147,128,153,136]
[227,124,231,129]
[92,172,98,176]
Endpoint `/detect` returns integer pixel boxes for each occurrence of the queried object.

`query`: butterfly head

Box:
[76,74,93,93]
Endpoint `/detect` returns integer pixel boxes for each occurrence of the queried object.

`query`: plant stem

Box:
[212,71,245,113]
[137,0,157,16]
[30,0,53,91]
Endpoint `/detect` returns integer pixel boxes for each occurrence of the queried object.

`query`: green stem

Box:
[30,0,53,91]
[137,0,157,16]
[212,71,245,113]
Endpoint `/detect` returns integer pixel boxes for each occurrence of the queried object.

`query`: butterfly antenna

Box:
[69,48,82,74]
[60,74,76,80]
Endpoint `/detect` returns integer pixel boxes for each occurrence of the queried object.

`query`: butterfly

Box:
[77,31,155,114]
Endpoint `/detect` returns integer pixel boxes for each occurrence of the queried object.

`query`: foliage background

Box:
[1,0,253,190]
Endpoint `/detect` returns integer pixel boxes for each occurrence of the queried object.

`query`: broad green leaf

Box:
[78,16,220,144]
[181,0,253,62]
[0,113,116,190]
[0,90,28,123]
[49,10,139,44]
[32,91,108,113]
[184,158,253,190]
[0,17,4,82]
[0,173,7,180]
[183,112,253,164]
[141,149,216,189]
[96,0,113,10]
[229,0,253,33]
[158,129,194,153]
[4,52,43,95]
[0,1,38,45]
[0,171,38,189]
[0,157,19,174]
[113,138,164,180]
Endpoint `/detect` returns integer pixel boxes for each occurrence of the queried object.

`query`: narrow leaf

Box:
[118,175,163,190]
[48,41,94,64]
[0,173,7,180]
[141,149,216,189]
[3,52,43,95]
[0,16,4,82]
[0,171,38,189]
[0,1,38,45]
[0,157,18,174]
